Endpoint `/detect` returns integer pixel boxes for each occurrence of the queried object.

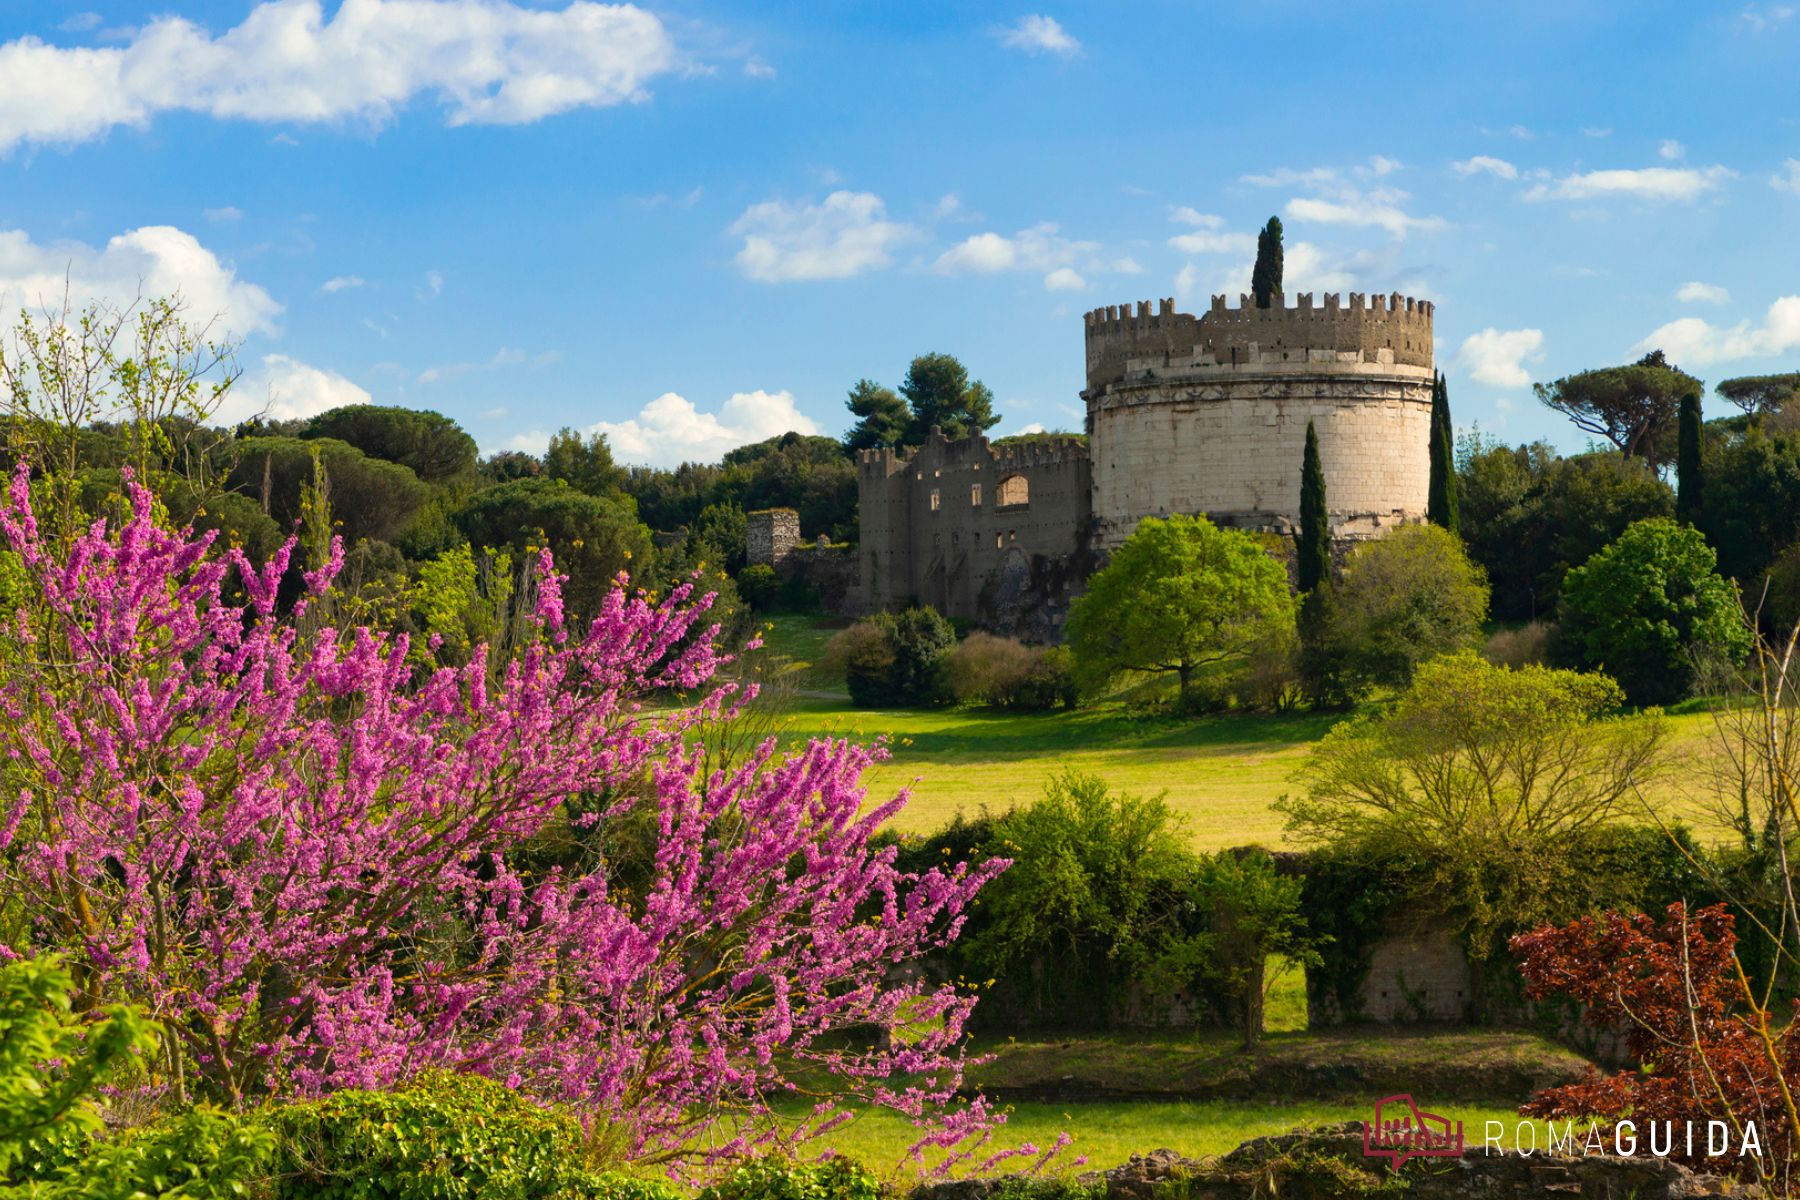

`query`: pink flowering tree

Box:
[0,466,1017,1169]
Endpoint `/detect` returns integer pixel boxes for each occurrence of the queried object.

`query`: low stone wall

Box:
[783,543,860,614]
[913,1126,1753,1200]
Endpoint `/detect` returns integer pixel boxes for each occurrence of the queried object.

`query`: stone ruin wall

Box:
[857,431,1091,640]
[1083,292,1435,549]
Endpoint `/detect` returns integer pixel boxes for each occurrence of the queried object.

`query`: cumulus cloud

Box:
[1167,229,1255,255]
[1169,207,1224,228]
[321,275,366,294]
[1043,267,1085,291]
[1175,239,1362,301]
[1525,165,1734,202]
[1284,192,1445,238]
[222,353,371,424]
[203,205,243,222]
[1676,281,1730,305]
[1772,159,1800,195]
[730,191,915,282]
[994,15,1080,57]
[1451,155,1518,180]
[1455,328,1545,388]
[1634,296,1800,366]
[591,389,819,467]
[0,223,279,336]
[933,222,1098,275]
[1659,139,1686,161]
[0,0,680,153]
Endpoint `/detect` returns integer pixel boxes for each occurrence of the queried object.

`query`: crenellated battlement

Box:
[857,431,1089,477]
[1083,291,1434,392]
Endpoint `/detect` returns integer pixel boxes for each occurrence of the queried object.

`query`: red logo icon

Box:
[1363,1094,1464,1170]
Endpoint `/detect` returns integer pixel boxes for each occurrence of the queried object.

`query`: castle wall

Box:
[857,432,1091,639]
[1083,293,1434,548]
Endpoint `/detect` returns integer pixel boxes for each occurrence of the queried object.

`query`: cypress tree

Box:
[1251,216,1283,309]
[1677,390,1705,524]
[1427,371,1460,535]
[1298,420,1329,594]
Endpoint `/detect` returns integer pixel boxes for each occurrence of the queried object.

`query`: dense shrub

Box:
[736,563,780,610]
[697,1157,881,1200]
[1482,620,1553,667]
[829,607,955,707]
[1318,523,1489,695]
[1559,516,1750,706]
[941,633,1077,710]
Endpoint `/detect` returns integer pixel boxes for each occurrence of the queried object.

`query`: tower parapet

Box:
[1083,292,1434,393]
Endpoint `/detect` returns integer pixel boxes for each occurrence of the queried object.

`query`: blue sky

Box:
[2,0,1797,466]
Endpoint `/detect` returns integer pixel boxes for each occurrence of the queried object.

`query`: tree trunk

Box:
[1243,957,1266,1048]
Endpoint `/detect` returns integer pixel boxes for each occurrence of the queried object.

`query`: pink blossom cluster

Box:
[0,466,1014,1168]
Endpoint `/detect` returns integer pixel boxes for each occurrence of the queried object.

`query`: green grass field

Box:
[741,613,1732,848]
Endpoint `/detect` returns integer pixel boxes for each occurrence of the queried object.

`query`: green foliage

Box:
[301,406,478,488]
[412,544,515,665]
[696,1157,881,1200]
[623,434,858,545]
[958,773,1210,1028]
[1190,850,1317,1046]
[940,633,1078,711]
[1283,653,1671,969]
[263,1072,601,1200]
[1697,426,1800,584]
[1310,523,1489,697]
[1250,216,1283,309]
[1296,422,1328,595]
[48,1108,275,1200]
[227,436,433,548]
[1455,436,1673,622]
[737,563,781,611]
[1559,516,1751,706]
[1534,350,1702,468]
[686,503,748,575]
[1677,391,1704,524]
[899,353,999,446]
[1716,372,1800,418]
[0,956,158,1181]
[544,427,626,498]
[454,477,653,617]
[842,379,910,452]
[834,607,956,707]
[1068,514,1295,710]
[1428,373,1459,534]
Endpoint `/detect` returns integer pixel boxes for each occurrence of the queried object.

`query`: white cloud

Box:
[421,269,445,297]
[1772,159,1800,195]
[1177,239,1361,300]
[203,205,243,222]
[1634,296,1800,365]
[1043,267,1085,291]
[1659,139,1686,161]
[1583,127,1613,138]
[58,13,102,33]
[1010,422,1047,436]
[1167,229,1255,255]
[932,222,1099,276]
[1676,281,1730,305]
[1525,165,1733,202]
[223,354,371,424]
[1241,165,1337,188]
[0,223,279,337]
[743,57,776,80]
[1169,207,1223,228]
[994,15,1080,57]
[320,274,366,294]
[0,0,680,153]
[1364,155,1402,177]
[591,389,819,467]
[1284,193,1446,238]
[1451,155,1518,180]
[1741,5,1797,32]
[730,191,914,282]
[1455,328,1545,388]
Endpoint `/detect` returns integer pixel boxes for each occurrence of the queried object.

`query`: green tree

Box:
[1191,849,1315,1047]
[1251,216,1283,309]
[899,353,999,445]
[1716,372,1800,419]
[1428,372,1459,534]
[543,426,625,497]
[1677,391,1704,525]
[829,607,954,707]
[1279,653,1670,967]
[1067,514,1295,708]
[227,436,432,547]
[843,378,910,452]
[1559,516,1751,706]
[301,405,478,488]
[1698,428,1800,584]
[1319,523,1489,694]
[454,478,653,618]
[1297,420,1330,594]
[1533,350,1702,469]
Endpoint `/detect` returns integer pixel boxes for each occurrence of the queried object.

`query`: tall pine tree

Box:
[1298,420,1329,594]
[1427,371,1460,535]
[1677,390,1705,525]
[1251,217,1283,309]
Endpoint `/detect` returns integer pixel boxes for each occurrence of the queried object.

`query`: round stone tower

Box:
[1082,292,1435,550]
